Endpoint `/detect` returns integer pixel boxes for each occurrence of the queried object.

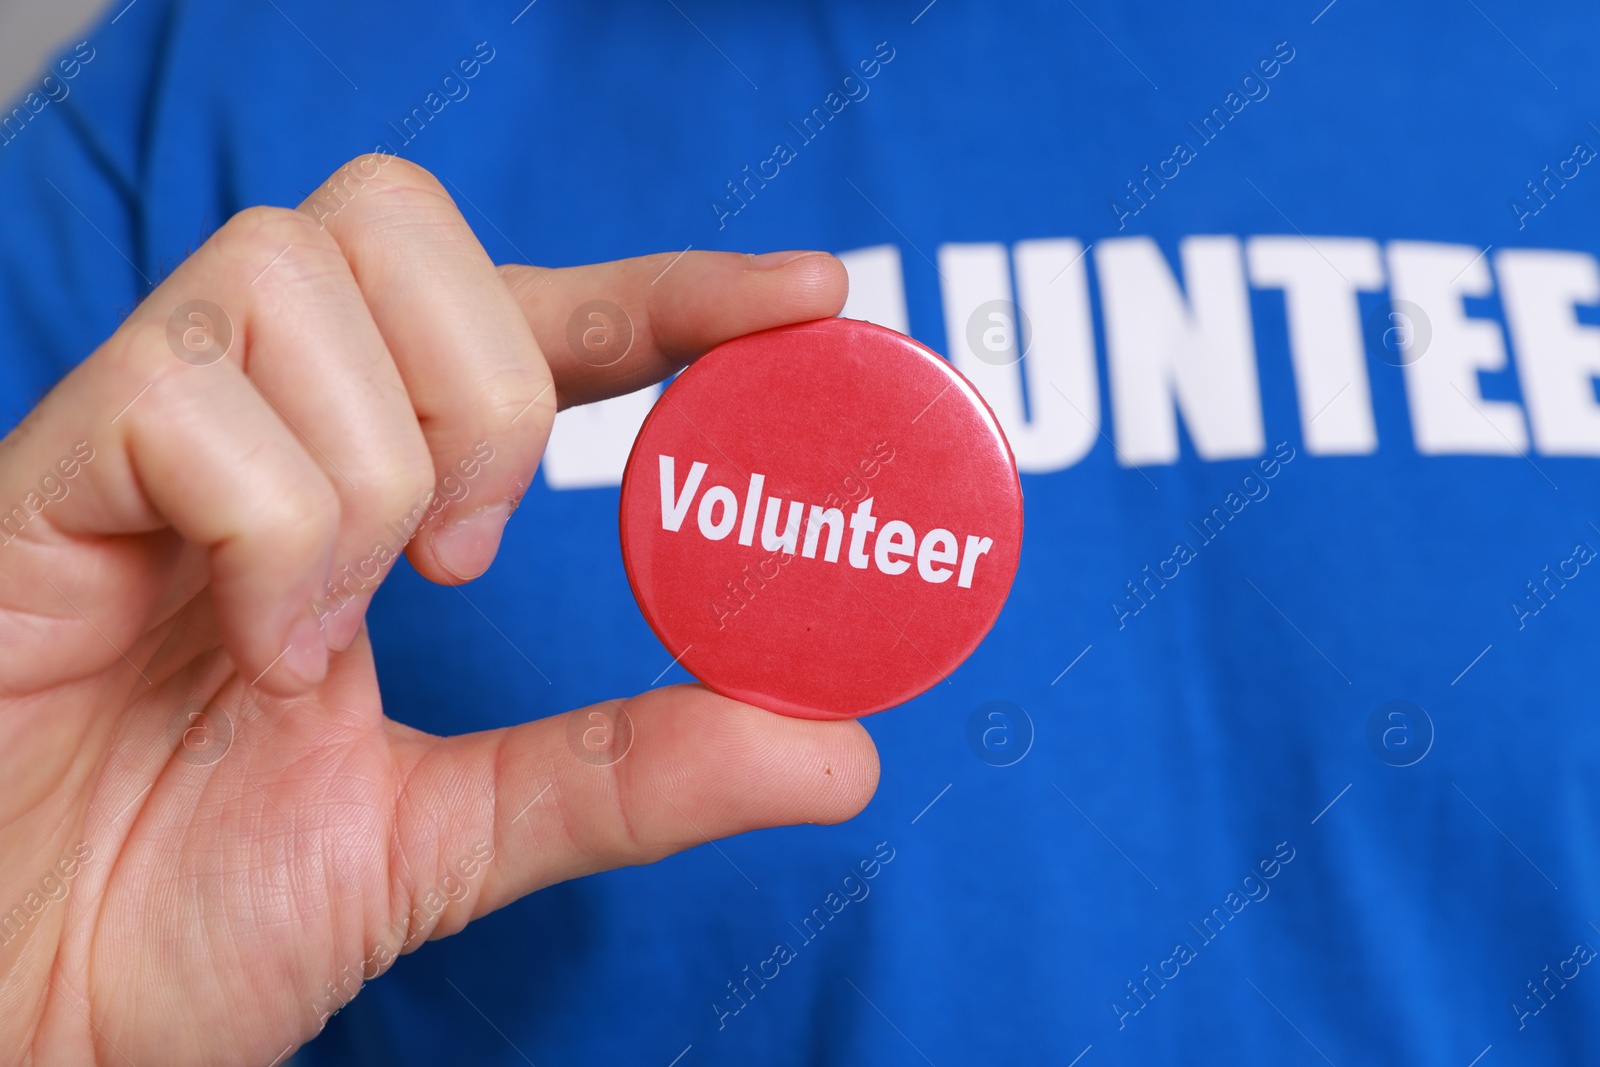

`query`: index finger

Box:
[499,249,849,410]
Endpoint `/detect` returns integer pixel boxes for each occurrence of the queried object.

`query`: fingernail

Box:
[749,250,823,269]
[430,501,513,581]
[282,616,329,687]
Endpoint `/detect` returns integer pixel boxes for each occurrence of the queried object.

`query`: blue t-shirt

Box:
[5,1,1600,1063]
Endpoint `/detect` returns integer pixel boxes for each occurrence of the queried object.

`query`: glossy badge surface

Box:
[619,317,1023,720]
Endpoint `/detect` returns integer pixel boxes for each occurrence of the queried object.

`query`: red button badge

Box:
[619,317,1023,720]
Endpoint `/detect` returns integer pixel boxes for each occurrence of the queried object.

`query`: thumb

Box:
[388,684,879,932]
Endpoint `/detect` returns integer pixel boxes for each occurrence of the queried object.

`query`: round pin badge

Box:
[619,317,1023,720]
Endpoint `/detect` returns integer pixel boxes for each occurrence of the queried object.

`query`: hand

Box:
[0,156,879,1066]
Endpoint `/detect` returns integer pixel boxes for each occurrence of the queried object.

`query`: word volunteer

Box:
[543,237,1600,489]
[658,456,995,588]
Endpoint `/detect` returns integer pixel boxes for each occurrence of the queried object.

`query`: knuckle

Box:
[388,451,442,521]
[405,454,442,510]
[215,205,346,293]
[474,366,555,430]
[336,161,457,224]
[264,473,342,562]
[304,154,460,236]
[102,316,174,377]
[303,154,394,228]
[347,446,437,533]
[336,151,397,184]
[101,315,233,413]
[221,204,333,257]
[361,154,445,195]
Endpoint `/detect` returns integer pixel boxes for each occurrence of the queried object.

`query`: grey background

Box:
[1,0,110,104]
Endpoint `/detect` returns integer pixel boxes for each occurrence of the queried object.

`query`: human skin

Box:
[0,155,880,1066]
